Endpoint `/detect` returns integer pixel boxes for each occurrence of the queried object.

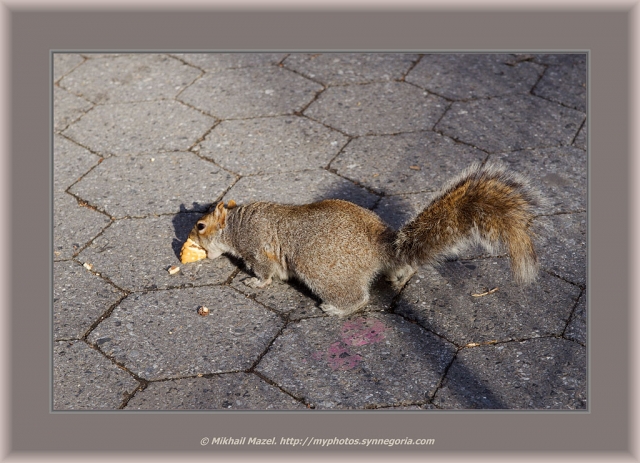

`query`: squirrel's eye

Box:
[197,222,206,231]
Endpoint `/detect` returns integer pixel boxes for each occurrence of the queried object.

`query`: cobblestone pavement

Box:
[52,52,587,410]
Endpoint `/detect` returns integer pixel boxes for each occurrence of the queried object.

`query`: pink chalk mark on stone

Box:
[340,318,387,346]
[312,318,388,371]
[326,341,363,371]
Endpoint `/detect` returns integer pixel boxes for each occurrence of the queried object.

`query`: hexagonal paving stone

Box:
[435,94,585,153]
[304,82,448,137]
[62,100,215,156]
[77,213,237,292]
[332,132,487,195]
[178,67,323,119]
[53,86,94,133]
[69,152,236,218]
[394,258,581,346]
[53,340,139,410]
[126,373,305,410]
[283,53,420,85]
[536,213,586,286]
[172,52,288,71]
[53,134,101,193]
[405,53,544,100]
[198,116,348,176]
[54,260,125,340]
[53,53,85,83]
[494,146,587,214]
[432,338,586,409]
[87,286,284,381]
[54,190,112,261]
[533,59,586,111]
[224,169,379,209]
[565,291,586,345]
[59,54,201,104]
[255,313,456,409]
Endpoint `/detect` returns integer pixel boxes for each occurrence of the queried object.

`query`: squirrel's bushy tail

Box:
[394,163,541,284]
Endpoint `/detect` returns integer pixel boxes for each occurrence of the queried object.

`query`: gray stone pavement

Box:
[52,52,587,410]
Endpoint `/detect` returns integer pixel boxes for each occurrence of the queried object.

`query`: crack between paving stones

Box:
[246,319,290,373]
[295,90,327,118]
[279,65,328,90]
[55,81,98,107]
[118,382,147,410]
[141,370,249,385]
[321,169,385,201]
[68,219,115,261]
[401,79,456,106]
[430,347,461,402]
[560,287,585,338]
[187,119,220,152]
[528,63,550,96]
[385,300,462,347]
[192,152,243,183]
[541,268,585,291]
[325,137,354,171]
[56,132,102,157]
[228,287,290,321]
[530,91,587,113]
[52,54,88,85]
[82,292,132,340]
[430,127,493,155]
[297,113,354,139]
[398,53,424,82]
[570,116,587,146]
[276,54,291,66]
[82,337,149,389]
[166,54,207,72]
[64,188,112,216]
[250,370,312,408]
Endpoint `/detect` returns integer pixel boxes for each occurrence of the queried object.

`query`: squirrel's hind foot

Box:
[385,264,416,291]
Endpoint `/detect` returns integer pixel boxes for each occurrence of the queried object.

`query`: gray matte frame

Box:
[4,4,636,461]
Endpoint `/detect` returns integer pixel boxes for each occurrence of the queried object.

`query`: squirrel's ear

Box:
[227,199,237,209]
[212,202,228,228]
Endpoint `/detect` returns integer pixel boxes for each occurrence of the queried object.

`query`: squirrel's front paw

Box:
[242,277,272,289]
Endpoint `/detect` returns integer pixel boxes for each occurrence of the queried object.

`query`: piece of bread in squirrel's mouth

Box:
[180,238,207,264]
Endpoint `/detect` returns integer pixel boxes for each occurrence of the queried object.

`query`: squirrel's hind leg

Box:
[319,288,370,318]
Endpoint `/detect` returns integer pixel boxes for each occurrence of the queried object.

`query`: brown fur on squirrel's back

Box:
[226,199,395,289]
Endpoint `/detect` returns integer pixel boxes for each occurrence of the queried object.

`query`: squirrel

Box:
[184,163,542,317]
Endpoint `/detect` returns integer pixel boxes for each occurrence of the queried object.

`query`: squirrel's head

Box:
[187,200,237,259]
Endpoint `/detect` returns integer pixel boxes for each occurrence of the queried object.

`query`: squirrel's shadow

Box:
[173,185,508,409]
[170,202,215,260]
